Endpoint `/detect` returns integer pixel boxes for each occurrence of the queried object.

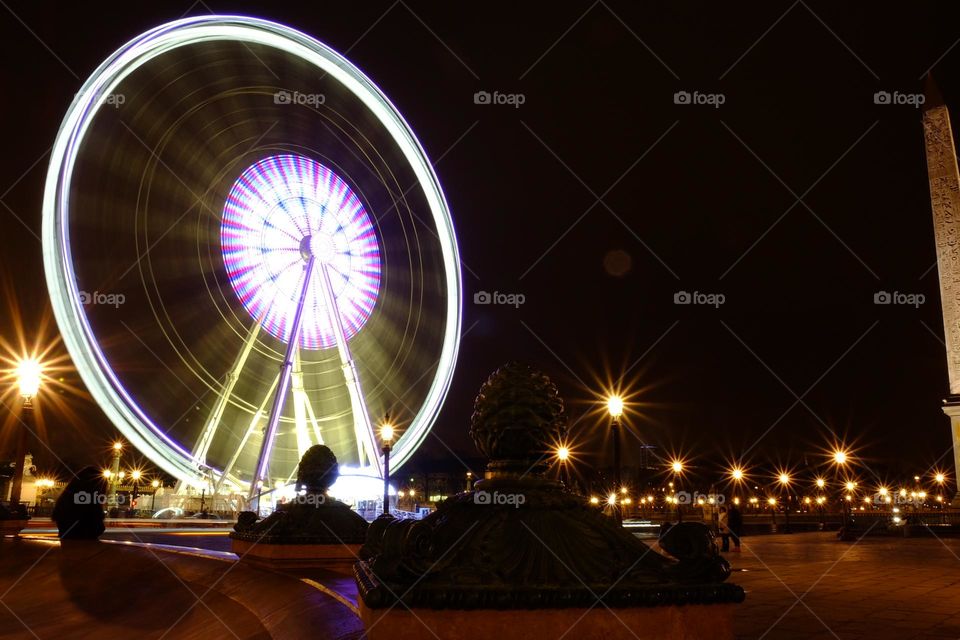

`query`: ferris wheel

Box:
[42,16,462,498]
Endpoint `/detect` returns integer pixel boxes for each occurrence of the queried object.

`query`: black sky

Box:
[2,1,960,483]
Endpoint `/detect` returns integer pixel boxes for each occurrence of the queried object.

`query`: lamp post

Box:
[831,449,850,528]
[380,422,394,516]
[150,479,160,513]
[130,470,141,516]
[556,446,570,487]
[107,442,122,513]
[606,396,624,525]
[9,359,41,514]
[671,459,684,522]
[778,473,791,533]
[844,481,855,527]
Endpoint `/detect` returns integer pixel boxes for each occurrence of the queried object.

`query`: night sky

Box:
[3,1,960,485]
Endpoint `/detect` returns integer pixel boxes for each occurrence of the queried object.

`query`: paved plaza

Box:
[732,532,960,639]
[3,531,960,639]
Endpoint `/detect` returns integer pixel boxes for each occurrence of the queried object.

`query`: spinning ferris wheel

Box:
[42,16,461,499]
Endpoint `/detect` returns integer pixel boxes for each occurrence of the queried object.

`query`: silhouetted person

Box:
[717,506,730,552]
[52,466,106,540]
[727,503,743,552]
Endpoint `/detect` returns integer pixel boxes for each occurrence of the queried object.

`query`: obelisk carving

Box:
[923,74,960,500]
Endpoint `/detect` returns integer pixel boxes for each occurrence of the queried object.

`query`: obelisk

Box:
[923,74,960,502]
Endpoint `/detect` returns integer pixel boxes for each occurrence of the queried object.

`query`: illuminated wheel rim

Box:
[42,16,461,486]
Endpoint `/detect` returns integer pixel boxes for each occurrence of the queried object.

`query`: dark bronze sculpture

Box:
[232,444,368,545]
[356,362,743,610]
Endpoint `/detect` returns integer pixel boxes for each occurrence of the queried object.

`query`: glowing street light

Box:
[730,467,744,482]
[832,450,848,465]
[936,473,946,485]
[671,460,684,474]
[779,473,790,486]
[555,445,571,486]
[8,358,44,511]
[380,420,395,515]
[816,478,826,489]
[606,395,624,419]
[606,395,624,525]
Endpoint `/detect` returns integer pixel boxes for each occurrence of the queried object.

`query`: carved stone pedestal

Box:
[232,538,362,573]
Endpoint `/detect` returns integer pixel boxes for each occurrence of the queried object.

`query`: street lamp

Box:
[380,422,395,516]
[107,442,123,513]
[778,473,791,533]
[8,358,42,513]
[556,445,570,486]
[150,479,160,513]
[130,470,142,515]
[606,395,624,525]
[670,459,684,522]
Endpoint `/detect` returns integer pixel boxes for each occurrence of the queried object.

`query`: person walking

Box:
[717,505,730,552]
[727,502,743,552]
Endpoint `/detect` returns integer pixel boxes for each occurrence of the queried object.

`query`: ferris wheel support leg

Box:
[248,257,316,500]
[304,393,324,445]
[214,371,279,496]
[316,263,382,476]
[291,349,312,460]
[190,323,262,475]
